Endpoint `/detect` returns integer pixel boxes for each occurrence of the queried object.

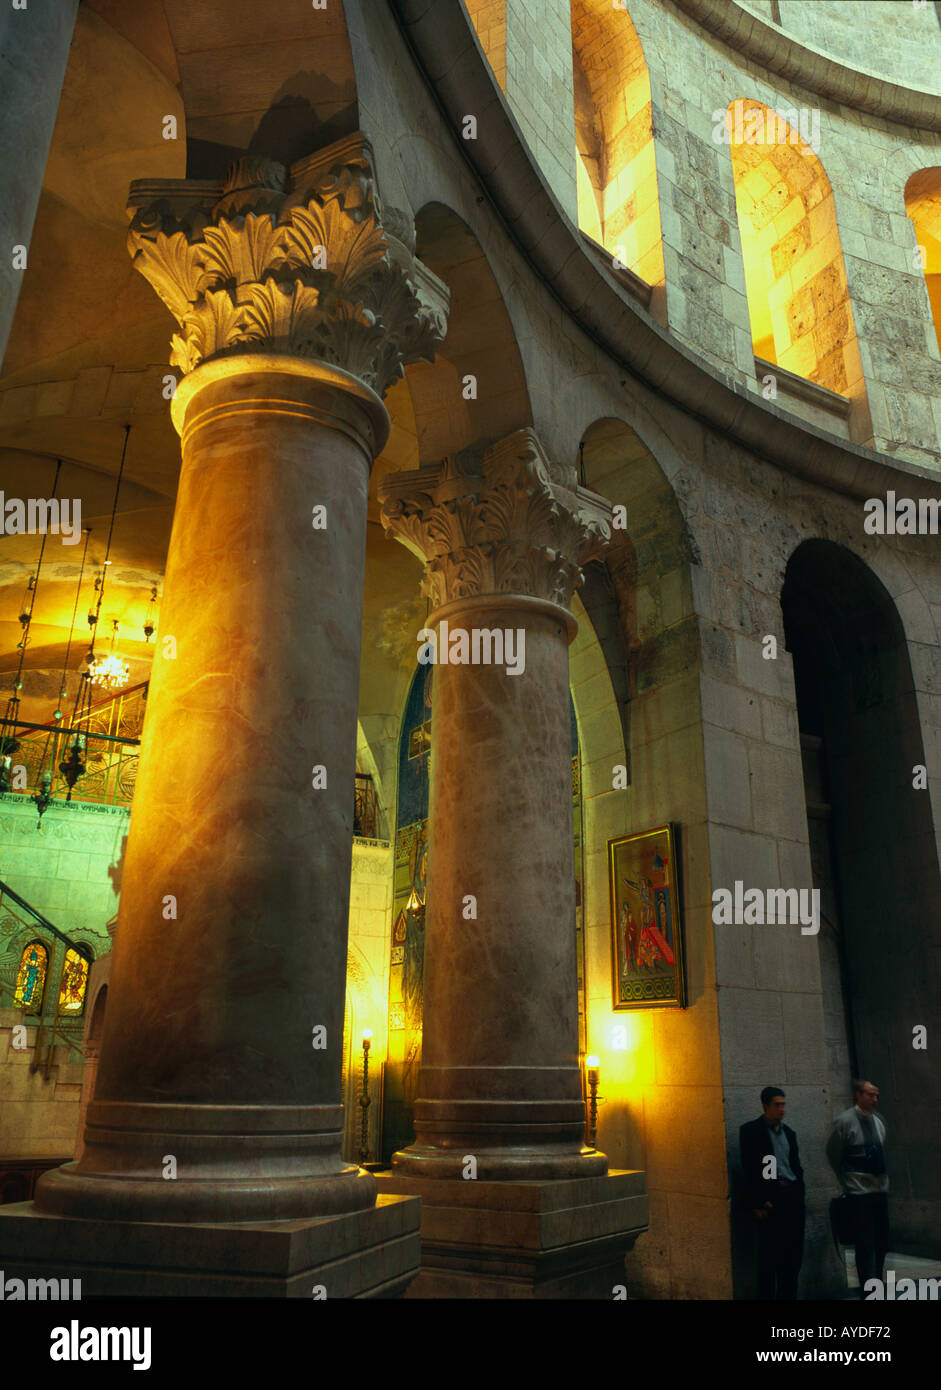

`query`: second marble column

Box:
[380,430,612,1179]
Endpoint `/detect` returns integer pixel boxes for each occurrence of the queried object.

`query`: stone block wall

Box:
[0,795,127,950]
[599,0,941,468]
[570,424,729,1299]
[572,1,664,291]
[775,0,941,96]
[0,796,126,1164]
[0,1008,84,1160]
[467,0,578,223]
[682,426,941,1289]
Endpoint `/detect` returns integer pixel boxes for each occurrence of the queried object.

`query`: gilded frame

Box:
[608,823,686,1010]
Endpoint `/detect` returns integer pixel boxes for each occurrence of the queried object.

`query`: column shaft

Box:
[411,598,589,1164]
[380,432,612,1180]
[36,356,387,1222]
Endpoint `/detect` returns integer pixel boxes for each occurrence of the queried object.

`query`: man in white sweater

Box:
[826,1080,889,1297]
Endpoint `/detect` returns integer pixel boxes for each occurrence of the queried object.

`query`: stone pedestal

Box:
[0,1194,419,1298]
[374,1170,648,1298]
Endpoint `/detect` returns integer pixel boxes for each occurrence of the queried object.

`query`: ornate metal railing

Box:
[4,683,145,809]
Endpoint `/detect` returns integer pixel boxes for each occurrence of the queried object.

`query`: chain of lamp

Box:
[1,430,161,826]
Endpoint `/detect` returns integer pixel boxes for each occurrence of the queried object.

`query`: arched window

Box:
[57,945,92,1016]
[572,1,664,288]
[904,167,941,356]
[13,940,48,1015]
[726,100,865,399]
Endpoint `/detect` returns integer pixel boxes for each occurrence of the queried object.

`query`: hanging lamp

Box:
[1,460,62,798]
[88,619,130,692]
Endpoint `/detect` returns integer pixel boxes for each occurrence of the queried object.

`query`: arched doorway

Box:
[782,539,941,1254]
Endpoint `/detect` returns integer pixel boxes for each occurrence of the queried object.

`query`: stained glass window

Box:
[57,947,91,1016]
[13,941,48,1015]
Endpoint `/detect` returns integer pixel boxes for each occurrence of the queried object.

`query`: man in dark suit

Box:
[740,1085,806,1299]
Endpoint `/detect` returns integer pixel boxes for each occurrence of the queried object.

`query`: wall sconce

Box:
[585,1054,600,1151]
[359,1028,373,1164]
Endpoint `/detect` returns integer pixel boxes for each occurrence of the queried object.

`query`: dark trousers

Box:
[851,1192,889,1297]
[756,1181,805,1300]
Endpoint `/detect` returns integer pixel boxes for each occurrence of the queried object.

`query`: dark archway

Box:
[782,539,941,1255]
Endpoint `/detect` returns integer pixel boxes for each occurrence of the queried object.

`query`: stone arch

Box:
[725,99,866,405]
[400,202,533,463]
[904,167,941,356]
[782,538,941,1252]
[571,2,664,291]
[570,419,716,1266]
[579,418,698,721]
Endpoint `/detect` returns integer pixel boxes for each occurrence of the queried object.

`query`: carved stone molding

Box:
[379,428,612,611]
[126,134,449,396]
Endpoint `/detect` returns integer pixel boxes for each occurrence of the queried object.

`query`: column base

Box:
[374,1168,648,1298]
[0,1193,421,1298]
[391,1142,607,1181]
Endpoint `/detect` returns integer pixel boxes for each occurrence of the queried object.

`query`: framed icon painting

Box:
[608,823,686,1009]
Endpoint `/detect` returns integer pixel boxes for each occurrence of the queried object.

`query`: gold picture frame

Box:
[608,823,686,1009]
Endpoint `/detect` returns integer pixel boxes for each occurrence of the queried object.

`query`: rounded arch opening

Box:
[904,167,941,357]
[399,202,533,464]
[726,99,866,407]
[571,2,664,292]
[782,538,941,1251]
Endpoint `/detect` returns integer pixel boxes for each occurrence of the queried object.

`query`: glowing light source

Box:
[360,1028,374,1163]
[89,620,129,691]
[584,1055,601,1150]
[88,652,130,690]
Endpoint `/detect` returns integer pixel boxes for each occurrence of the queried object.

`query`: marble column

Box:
[0,0,79,365]
[379,431,611,1179]
[29,138,449,1234]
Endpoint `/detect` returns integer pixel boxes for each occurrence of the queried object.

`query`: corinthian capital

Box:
[126,134,449,395]
[379,429,612,611]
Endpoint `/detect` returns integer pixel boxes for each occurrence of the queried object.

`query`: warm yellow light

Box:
[585,1054,600,1068]
[362,1028,373,1042]
[88,653,130,690]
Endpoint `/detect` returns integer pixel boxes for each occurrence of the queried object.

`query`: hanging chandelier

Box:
[88,619,129,691]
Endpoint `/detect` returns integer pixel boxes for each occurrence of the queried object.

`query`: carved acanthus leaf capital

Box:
[379,429,612,611]
[126,134,449,396]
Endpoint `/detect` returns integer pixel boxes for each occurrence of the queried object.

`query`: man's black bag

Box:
[830,1194,857,1246]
